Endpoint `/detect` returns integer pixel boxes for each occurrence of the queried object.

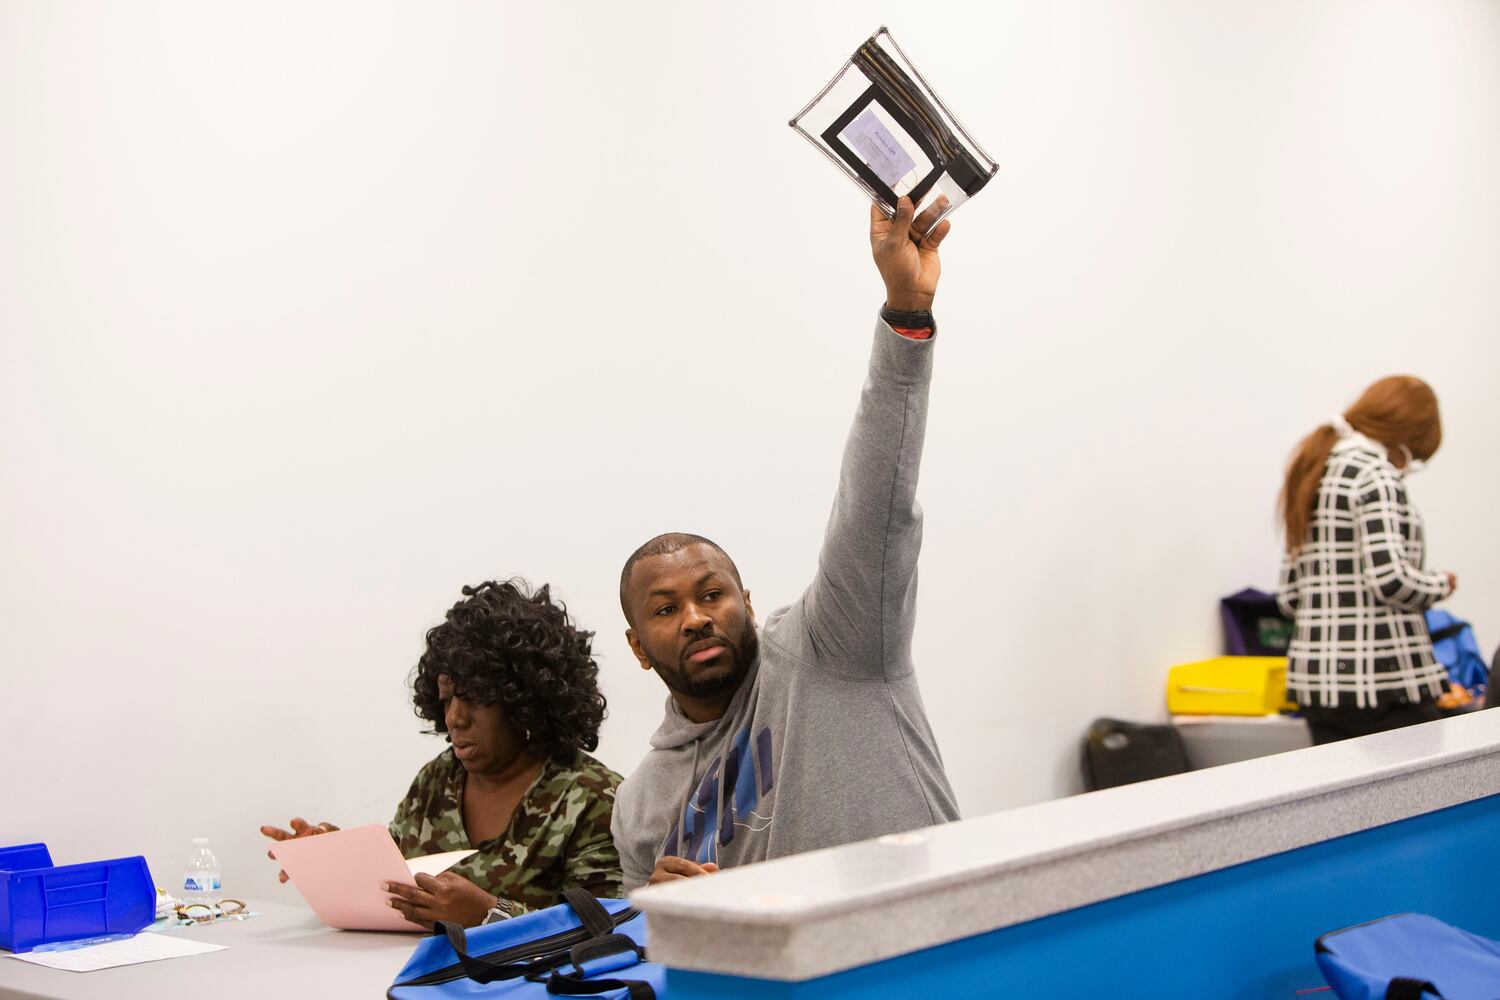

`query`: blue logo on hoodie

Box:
[661,723,775,864]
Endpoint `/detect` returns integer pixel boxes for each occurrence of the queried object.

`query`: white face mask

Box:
[1396,443,1426,477]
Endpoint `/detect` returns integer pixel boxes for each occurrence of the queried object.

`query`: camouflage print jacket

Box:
[389,748,623,914]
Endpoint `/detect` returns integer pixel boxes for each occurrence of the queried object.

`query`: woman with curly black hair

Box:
[261,580,623,928]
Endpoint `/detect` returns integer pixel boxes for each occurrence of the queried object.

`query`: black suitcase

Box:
[1081,717,1191,791]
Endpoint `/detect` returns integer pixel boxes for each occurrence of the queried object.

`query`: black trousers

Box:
[1301,699,1443,746]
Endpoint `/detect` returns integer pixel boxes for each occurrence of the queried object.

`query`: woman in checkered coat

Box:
[1276,376,1457,745]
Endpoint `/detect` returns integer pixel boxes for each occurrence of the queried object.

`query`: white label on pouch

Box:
[840,109,917,188]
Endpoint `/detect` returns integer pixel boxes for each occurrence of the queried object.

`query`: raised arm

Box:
[795,198,952,677]
[1355,468,1452,612]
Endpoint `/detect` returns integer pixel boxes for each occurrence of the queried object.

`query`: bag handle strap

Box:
[1386,977,1441,1000]
[569,932,645,969]
[435,920,554,985]
[432,893,626,986]
[545,898,653,998]
[562,886,615,938]
[1429,622,1468,643]
[547,970,655,999]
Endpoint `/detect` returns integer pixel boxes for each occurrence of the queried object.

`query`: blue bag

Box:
[1426,610,1488,695]
[1316,913,1500,999]
[388,888,663,999]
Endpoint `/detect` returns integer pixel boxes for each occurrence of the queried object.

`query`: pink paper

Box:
[269,823,475,931]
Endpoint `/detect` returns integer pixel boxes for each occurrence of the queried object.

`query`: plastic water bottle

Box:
[183,837,222,905]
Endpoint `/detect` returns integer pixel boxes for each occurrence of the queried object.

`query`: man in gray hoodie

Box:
[612,195,961,891]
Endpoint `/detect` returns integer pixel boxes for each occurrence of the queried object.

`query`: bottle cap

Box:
[192,837,209,845]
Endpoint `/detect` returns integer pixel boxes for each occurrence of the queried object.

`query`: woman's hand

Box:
[1446,572,1458,594]
[259,818,339,883]
[383,872,498,929]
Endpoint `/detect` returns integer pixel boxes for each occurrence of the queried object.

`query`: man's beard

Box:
[648,625,759,701]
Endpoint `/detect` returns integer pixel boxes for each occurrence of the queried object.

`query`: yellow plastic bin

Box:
[1166,656,1293,716]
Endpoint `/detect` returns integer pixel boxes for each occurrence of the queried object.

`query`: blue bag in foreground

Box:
[388,887,663,999]
[1316,913,1500,999]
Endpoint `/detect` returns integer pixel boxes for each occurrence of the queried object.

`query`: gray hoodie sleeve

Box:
[793,317,935,680]
[610,780,655,892]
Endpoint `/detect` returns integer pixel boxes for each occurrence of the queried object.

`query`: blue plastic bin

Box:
[0,843,156,953]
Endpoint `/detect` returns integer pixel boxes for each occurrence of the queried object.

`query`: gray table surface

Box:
[0,900,421,999]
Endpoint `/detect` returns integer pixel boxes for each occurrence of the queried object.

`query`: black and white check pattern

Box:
[1277,433,1452,709]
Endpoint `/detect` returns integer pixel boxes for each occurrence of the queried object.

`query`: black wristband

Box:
[880,305,935,328]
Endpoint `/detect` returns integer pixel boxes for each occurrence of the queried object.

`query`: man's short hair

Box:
[619,532,742,625]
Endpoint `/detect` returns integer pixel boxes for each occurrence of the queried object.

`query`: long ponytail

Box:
[1279,425,1341,552]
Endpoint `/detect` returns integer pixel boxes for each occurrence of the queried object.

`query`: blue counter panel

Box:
[664,792,1500,998]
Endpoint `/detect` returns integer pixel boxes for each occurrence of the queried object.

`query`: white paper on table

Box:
[9,932,226,972]
[270,823,476,931]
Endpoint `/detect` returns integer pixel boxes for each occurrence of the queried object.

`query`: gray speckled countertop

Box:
[631,710,1500,981]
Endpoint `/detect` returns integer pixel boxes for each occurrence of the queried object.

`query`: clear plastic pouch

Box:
[790,27,998,236]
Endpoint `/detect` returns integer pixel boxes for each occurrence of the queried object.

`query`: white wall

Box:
[3,0,1497,903]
